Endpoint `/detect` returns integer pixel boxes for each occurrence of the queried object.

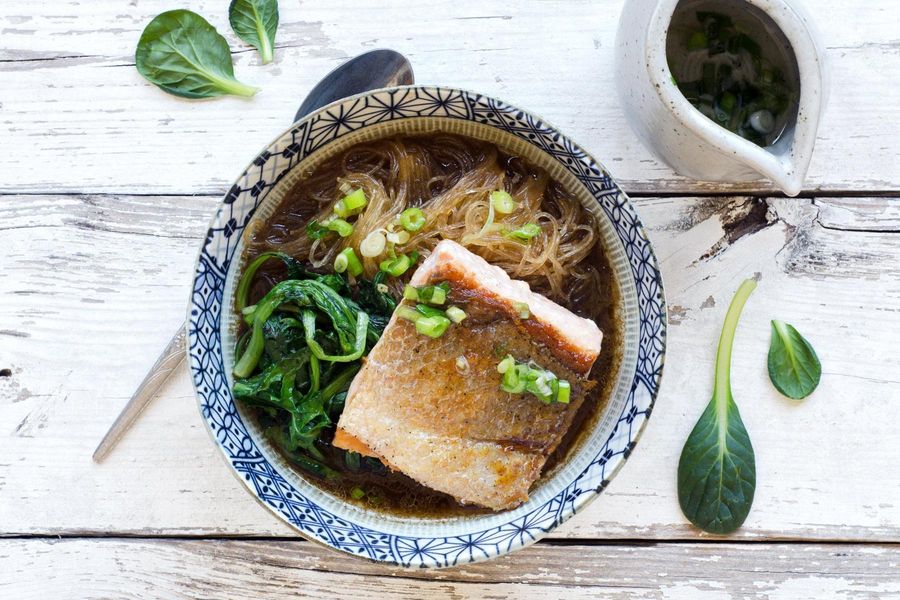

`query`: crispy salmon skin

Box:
[334,240,603,510]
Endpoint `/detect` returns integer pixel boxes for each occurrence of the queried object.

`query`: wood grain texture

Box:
[2,196,898,540]
[2,538,899,599]
[1,0,899,195]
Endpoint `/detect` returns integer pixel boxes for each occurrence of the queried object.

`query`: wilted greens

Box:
[229,0,280,64]
[767,320,821,399]
[135,9,258,98]
[678,279,757,534]
[232,266,395,479]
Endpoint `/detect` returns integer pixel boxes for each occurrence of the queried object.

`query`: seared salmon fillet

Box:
[334,240,603,510]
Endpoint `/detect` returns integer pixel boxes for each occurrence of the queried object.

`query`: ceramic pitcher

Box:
[615,0,828,196]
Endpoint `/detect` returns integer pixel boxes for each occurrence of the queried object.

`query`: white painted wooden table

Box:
[2,1,899,598]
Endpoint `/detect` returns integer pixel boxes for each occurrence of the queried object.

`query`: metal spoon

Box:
[93,49,414,462]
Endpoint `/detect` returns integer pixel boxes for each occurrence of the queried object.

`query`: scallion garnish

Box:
[556,380,571,404]
[322,217,353,238]
[333,247,363,277]
[399,207,426,232]
[455,355,470,374]
[386,230,411,245]
[380,254,413,277]
[445,306,467,323]
[403,281,449,305]
[403,284,419,301]
[334,188,367,218]
[360,230,386,257]
[490,190,518,215]
[414,304,446,319]
[505,223,541,241]
[513,302,530,319]
[350,486,366,500]
[495,354,570,404]
[497,354,516,374]
[396,305,421,323]
[415,315,451,339]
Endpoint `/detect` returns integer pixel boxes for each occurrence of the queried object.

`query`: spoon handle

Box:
[92,325,186,461]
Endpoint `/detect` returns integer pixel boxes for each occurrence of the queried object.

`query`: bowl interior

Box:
[220,116,640,538]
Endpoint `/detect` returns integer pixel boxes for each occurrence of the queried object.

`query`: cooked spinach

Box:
[232,264,396,480]
[229,0,280,64]
[135,9,258,99]
[767,320,821,399]
[678,279,757,534]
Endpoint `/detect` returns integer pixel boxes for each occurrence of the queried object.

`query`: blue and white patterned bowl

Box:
[188,86,666,568]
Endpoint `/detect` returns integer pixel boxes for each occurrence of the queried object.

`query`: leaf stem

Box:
[713,279,757,403]
[257,20,273,64]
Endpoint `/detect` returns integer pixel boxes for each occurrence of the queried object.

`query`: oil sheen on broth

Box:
[241,134,622,517]
[667,0,800,147]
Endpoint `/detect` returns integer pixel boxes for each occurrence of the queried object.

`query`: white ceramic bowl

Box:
[187,86,666,568]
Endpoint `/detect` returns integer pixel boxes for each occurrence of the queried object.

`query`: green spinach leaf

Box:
[767,320,821,399]
[229,0,279,64]
[136,10,258,98]
[678,279,757,534]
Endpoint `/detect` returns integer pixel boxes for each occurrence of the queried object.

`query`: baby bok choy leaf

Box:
[136,10,258,99]
[767,320,821,399]
[678,279,757,534]
[229,0,279,64]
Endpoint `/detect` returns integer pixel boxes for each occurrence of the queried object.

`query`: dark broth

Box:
[239,135,622,517]
[667,0,800,146]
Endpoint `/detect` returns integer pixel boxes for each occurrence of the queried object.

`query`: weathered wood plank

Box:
[2,538,898,599]
[1,1,899,194]
[1,196,898,540]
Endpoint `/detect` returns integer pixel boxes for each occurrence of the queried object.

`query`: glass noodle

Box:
[252,135,604,319]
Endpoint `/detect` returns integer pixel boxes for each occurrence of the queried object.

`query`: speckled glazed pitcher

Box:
[615,0,828,196]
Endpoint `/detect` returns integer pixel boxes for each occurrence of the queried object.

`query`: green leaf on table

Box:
[229,0,280,64]
[678,280,757,534]
[767,320,821,399]
[135,9,258,99]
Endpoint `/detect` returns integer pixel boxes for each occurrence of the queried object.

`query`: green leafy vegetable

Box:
[136,10,258,99]
[678,279,757,534]
[767,320,821,399]
[229,0,279,64]
[232,263,394,480]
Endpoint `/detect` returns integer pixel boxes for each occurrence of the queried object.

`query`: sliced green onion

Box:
[396,305,421,323]
[426,285,447,305]
[513,302,530,319]
[350,486,366,500]
[497,355,515,374]
[414,304,446,319]
[333,252,349,274]
[455,355,470,374]
[446,306,467,323]
[324,218,353,238]
[415,315,451,339]
[403,285,419,301]
[556,380,571,404]
[380,254,412,277]
[490,190,517,215]
[334,247,362,277]
[416,282,450,305]
[334,188,367,218]
[399,207,426,232]
[376,283,389,294]
[496,355,567,404]
[360,230,386,257]
[386,230,411,245]
[505,223,541,241]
